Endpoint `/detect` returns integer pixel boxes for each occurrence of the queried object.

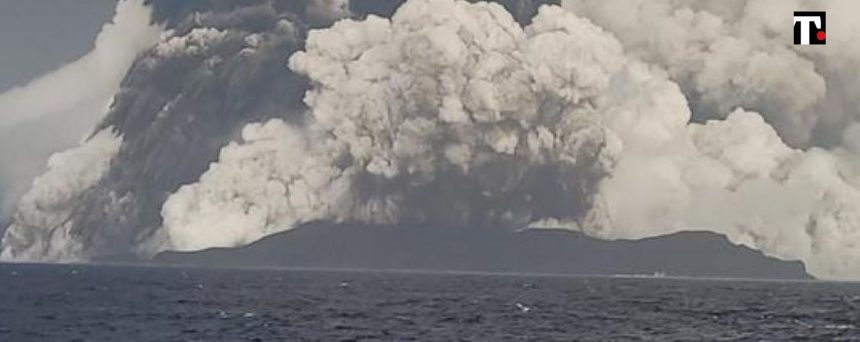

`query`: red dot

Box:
[817,31,826,41]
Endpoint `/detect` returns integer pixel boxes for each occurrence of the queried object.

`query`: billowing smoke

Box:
[306,0,352,26]
[5,0,860,280]
[1,0,350,261]
[553,0,860,279]
[156,0,860,279]
[1,128,122,261]
[0,0,162,224]
[562,0,829,147]
[158,2,617,251]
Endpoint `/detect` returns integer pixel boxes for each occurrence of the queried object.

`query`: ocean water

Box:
[1,264,860,341]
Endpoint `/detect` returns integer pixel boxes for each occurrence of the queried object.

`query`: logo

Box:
[794,11,826,45]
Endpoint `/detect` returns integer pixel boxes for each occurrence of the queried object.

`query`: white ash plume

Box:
[0,0,162,225]
[1,128,123,262]
[161,0,860,279]
[156,0,661,253]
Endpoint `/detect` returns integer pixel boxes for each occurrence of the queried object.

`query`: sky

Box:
[0,0,116,92]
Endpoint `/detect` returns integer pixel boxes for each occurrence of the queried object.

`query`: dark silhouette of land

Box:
[155,222,811,279]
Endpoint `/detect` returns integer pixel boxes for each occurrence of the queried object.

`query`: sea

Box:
[1,263,859,341]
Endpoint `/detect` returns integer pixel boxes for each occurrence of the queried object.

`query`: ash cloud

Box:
[5,0,860,280]
[561,0,860,279]
[562,0,860,149]
[1,128,122,261]
[2,0,355,260]
[159,0,860,279]
[157,1,621,251]
[0,0,161,225]
[2,0,560,260]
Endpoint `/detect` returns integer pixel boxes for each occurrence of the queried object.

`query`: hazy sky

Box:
[0,0,116,92]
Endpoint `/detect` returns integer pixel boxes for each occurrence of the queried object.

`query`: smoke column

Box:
[158,1,619,251]
[2,0,350,261]
[5,0,860,280]
[556,0,860,279]
[0,128,122,261]
[157,0,860,279]
[0,0,162,224]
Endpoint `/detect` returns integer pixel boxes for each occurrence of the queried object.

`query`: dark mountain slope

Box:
[156,223,812,280]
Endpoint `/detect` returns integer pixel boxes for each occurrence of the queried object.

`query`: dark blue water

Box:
[2,264,860,341]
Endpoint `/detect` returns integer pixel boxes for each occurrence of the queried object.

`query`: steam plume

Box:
[3,0,325,260]
[0,0,161,223]
[562,0,860,279]
[157,1,623,251]
[1,128,122,261]
[6,0,860,280]
[158,0,860,279]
